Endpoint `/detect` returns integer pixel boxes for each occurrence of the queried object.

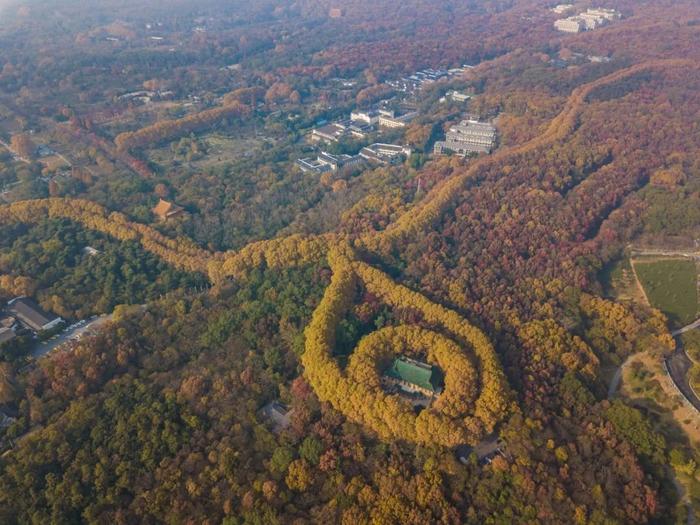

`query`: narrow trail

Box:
[0,140,30,164]
[631,248,700,258]
[629,259,652,307]
[608,356,633,398]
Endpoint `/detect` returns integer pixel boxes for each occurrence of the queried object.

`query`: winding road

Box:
[666,351,700,412]
[665,318,700,412]
[609,318,700,404]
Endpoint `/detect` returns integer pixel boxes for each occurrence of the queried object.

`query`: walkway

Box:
[673,318,700,337]
[629,247,700,259]
[608,356,634,398]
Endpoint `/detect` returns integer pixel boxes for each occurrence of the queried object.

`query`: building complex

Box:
[387,66,470,94]
[434,119,497,156]
[297,151,363,174]
[359,143,412,165]
[554,7,622,33]
[310,119,374,144]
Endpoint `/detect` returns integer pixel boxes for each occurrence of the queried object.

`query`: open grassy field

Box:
[633,257,698,327]
[146,131,268,172]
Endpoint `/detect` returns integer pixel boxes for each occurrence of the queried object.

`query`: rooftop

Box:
[260,401,293,432]
[7,297,62,332]
[152,199,184,220]
[384,356,443,394]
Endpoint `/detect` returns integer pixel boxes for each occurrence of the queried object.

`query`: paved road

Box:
[31,314,113,359]
[673,318,700,337]
[665,350,700,412]
[663,318,700,412]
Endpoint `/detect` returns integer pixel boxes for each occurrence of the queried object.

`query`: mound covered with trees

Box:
[302,247,512,446]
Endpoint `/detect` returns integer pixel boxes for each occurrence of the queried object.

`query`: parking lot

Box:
[31,314,113,359]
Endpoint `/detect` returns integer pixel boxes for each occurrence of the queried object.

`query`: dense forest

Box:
[0,218,205,320]
[0,0,699,523]
[0,264,678,524]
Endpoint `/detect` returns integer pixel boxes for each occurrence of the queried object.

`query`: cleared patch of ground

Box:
[600,257,648,304]
[146,131,269,172]
[632,257,698,327]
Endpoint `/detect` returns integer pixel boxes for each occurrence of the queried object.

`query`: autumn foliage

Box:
[301,247,511,446]
[0,199,213,275]
[212,235,331,282]
[364,58,696,253]
[114,101,250,152]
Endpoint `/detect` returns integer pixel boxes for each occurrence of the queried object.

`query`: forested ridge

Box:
[114,101,250,152]
[0,0,700,523]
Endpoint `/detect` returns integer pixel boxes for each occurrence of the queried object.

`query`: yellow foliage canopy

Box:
[301,248,512,447]
[0,198,213,275]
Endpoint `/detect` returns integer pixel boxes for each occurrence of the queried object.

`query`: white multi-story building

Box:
[434,119,497,156]
[359,143,412,165]
[350,109,380,125]
[554,17,585,33]
[378,111,417,129]
[554,7,621,33]
[447,90,471,102]
[587,7,622,20]
[551,4,573,14]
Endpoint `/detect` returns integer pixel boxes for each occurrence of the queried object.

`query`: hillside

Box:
[0,0,699,523]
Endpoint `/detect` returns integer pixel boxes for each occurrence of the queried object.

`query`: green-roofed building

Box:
[383,356,443,398]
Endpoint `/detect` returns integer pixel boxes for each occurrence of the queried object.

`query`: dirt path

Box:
[630,248,700,259]
[0,139,30,164]
[608,356,633,398]
[629,258,652,307]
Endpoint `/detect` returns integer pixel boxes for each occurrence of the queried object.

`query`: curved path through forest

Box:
[608,355,634,398]
[665,349,700,412]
